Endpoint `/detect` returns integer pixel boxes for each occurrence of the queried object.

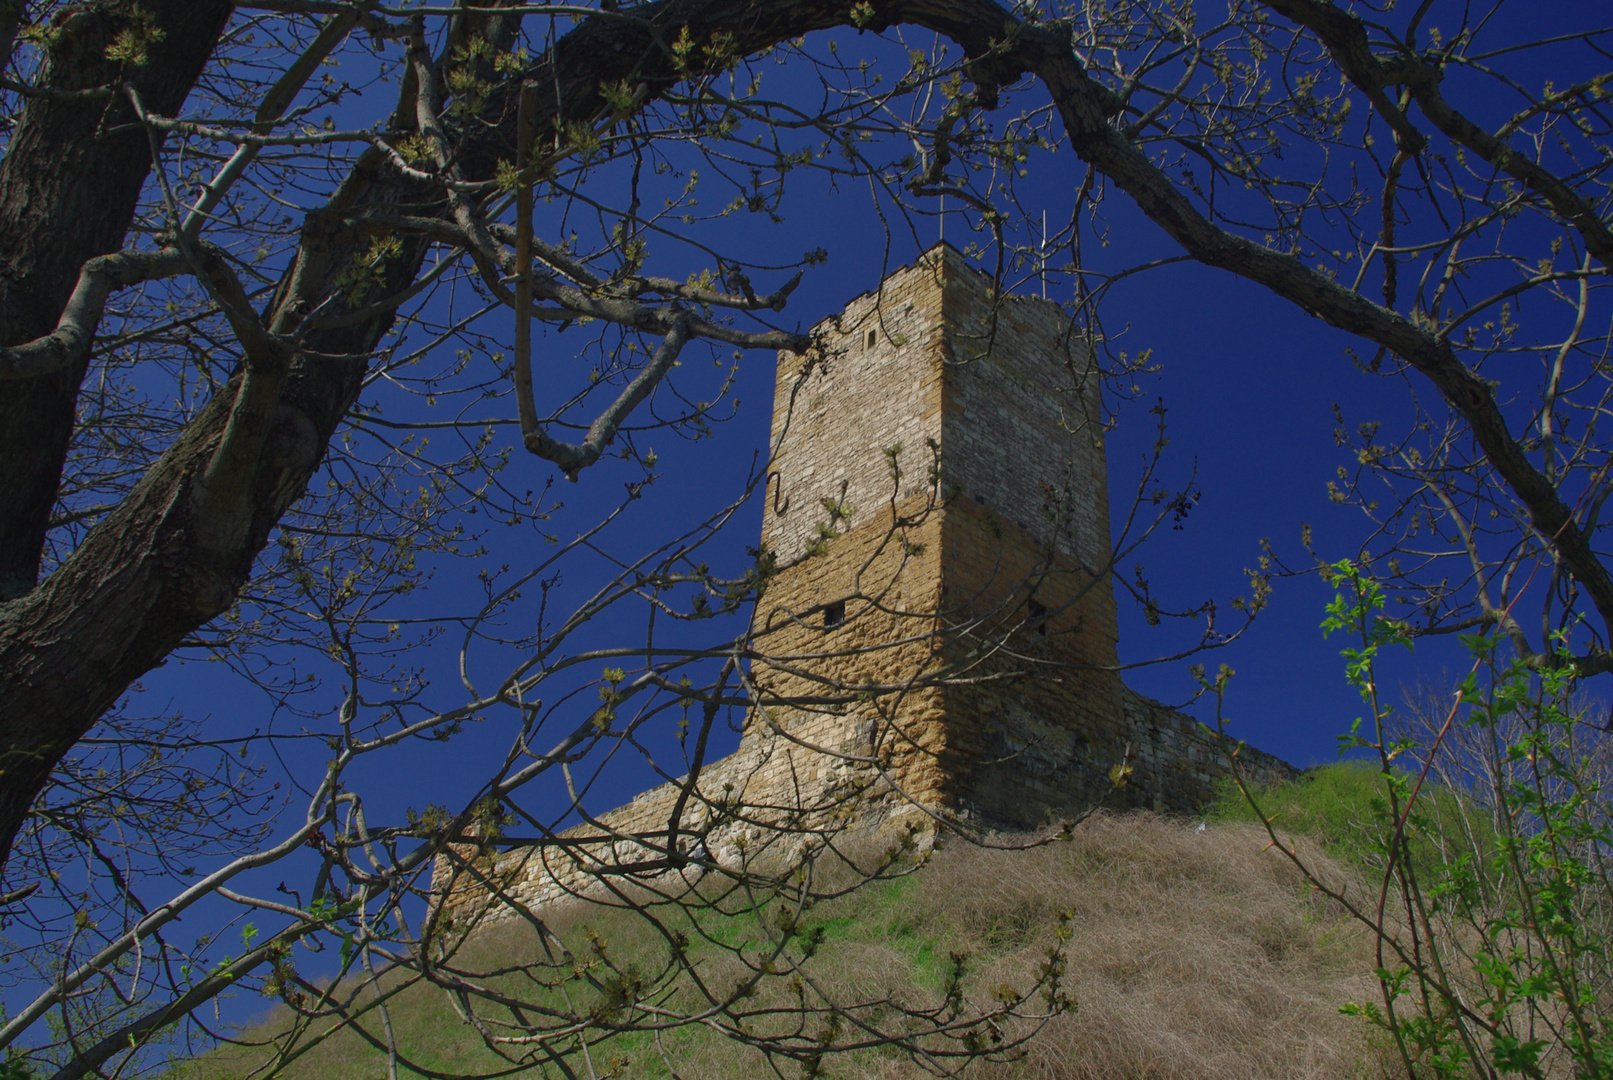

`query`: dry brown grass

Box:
[176,813,1388,1080]
[947,813,1386,1080]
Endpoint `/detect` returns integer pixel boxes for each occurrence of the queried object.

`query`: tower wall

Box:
[937,248,1124,822]
[762,247,948,566]
[749,245,1127,829]
[753,246,1129,827]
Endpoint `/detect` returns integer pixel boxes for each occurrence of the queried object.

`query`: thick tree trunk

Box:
[0,2,522,874]
[0,0,234,601]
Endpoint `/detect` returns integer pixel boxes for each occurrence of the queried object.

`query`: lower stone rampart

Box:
[431,686,1298,926]
[1117,690,1297,811]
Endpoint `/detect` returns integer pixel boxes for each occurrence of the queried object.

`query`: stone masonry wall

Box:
[764,250,948,565]
[940,251,1109,571]
[938,499,1125,825]
[746,495,950,810]
[1122,690,1297,811]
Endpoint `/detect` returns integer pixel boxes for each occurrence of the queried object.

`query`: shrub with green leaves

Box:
[1226,560,1613,1079]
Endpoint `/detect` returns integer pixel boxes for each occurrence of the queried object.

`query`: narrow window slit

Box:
[865,329,877,349]
[1027,597,1048,637]
[823,600,846,629]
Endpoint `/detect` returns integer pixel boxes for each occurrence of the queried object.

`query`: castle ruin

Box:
[433,244,1294,917]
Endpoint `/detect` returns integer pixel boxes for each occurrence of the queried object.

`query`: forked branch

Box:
[519,314,694,480]
[0,248,190,381]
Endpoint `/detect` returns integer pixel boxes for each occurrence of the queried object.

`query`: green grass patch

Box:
[1209,761,1500,883]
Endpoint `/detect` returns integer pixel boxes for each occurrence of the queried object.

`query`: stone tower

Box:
[433,246,1296,919]
[745,243,1126,830]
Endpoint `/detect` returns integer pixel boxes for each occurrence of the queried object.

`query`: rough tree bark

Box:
[0,0,234,602]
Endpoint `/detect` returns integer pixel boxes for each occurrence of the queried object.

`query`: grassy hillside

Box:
[176,799,1391,1080]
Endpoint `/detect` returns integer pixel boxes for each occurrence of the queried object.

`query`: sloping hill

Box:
[178,812,1385,1080]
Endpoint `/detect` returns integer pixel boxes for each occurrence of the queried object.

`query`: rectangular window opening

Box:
[823,600,846,629]
[1027,597,1048,637]
[865,329,877,349]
